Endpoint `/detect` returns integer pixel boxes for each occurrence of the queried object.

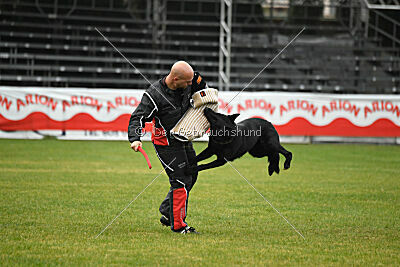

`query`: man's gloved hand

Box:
[191,71,207,93]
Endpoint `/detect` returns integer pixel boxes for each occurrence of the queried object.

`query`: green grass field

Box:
[0,139,399,265]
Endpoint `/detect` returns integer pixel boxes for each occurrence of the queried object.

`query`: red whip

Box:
[138,147,152,169]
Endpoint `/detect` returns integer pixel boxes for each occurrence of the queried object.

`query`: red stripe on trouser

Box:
[172,187,187,230]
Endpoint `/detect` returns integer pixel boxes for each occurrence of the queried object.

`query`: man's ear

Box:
[228,113,240,122]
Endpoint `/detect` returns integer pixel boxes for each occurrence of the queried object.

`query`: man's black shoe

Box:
[173,226,199,234]
[160,215,170,227]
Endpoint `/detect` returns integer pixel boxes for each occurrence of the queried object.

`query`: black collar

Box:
[160,76,174,96]
[161,76,167,87]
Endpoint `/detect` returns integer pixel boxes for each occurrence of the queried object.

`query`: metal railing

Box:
[366,8,400,48]
[359,0,400,48]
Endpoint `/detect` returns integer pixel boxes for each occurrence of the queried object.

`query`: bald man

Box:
[128,61,207,234]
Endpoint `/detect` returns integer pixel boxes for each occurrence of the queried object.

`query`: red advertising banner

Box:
[1,87,399,137]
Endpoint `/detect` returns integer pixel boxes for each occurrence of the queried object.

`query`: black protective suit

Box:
[128,72,206,231]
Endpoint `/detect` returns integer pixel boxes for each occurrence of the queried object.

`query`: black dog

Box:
[191,107,292,176]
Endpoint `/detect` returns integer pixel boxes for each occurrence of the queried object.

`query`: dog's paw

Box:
[268,164,280,176]
[283,160,291,170]
[283,164,290,170]
[268,167,273,176]
[284,152,292,170]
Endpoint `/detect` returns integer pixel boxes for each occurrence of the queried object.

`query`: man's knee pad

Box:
[169,187,188,230]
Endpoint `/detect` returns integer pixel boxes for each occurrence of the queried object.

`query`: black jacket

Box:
[128,72,206,144]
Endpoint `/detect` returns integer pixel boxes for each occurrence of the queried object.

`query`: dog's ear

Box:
[228,113,240,123]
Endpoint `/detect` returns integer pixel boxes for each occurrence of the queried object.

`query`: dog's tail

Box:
[268,145,292,176]
[278,145,292,170]
[267,152,280,176]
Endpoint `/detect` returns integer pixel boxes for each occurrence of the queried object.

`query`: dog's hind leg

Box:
[278,145,292,170]
[268,152,280,176]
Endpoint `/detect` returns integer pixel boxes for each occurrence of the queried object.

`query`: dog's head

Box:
[204,107,240,144]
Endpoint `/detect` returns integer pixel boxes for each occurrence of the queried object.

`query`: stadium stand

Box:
[0,0,399,93]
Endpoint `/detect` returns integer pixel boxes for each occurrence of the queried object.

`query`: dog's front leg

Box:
[197,158,226,172]
[195,147,215,163]
[184,148,216,176]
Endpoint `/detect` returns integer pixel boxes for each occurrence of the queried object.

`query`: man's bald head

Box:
[166,61,194,90]
[170,61,193,78]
